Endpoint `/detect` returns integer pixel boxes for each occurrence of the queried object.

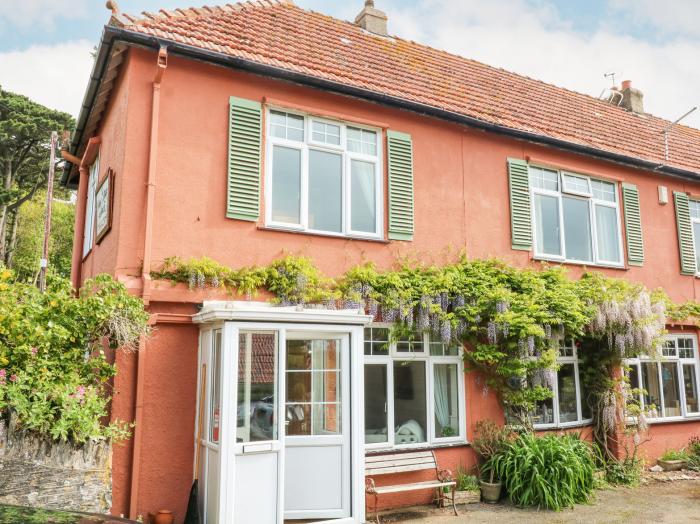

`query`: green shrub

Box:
[471,420,515,483]
[687,435,700,456]
[660,448,689,461]
[455,465,480,491]
[605,457,642,486]
[486,433,596,510]
[0,271,149,443]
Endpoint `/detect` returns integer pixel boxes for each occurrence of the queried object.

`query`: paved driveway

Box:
[378,479,700,524]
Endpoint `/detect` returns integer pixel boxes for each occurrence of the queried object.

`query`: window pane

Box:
[661,362,681,417]
[308,150,342,232]
[270,111,304,141]
[237,332,277,443]
[394,360,427,444]
[595,205,621,263]
[693,222,700,270]
[271,146,301,224]
[396,332,424,353]
[591,180,616,202]
[364,364,388,443]
[434,364,460,438]
[350,160,377,233]
[627,364,641,412]
[642,362,661,418]
[563,197,593,261]
[312,121,340,145]
[562,173,590,194]
[534,194,561,256]
[683,364,699,413]
[559,339,575,357]
[662,339,677,357]
[347,127,377,155]
[209,331,222,442]
[364,326,389,355]
[530,167,558,191]
[678,338,695,359]
[690,200,700,220]
[286,338,341,436]
[557,364,578,423]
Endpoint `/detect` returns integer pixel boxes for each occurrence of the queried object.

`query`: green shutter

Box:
[387,130,414,241]
[621,183,644,266]
[674,191,697,275]
[508,158,532,250]
[227,96,262,221]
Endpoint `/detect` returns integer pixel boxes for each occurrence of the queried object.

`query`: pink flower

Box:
[75,386,86,399]
[30,347,38,356]
[9,374,17,382]
[0,369,6,378]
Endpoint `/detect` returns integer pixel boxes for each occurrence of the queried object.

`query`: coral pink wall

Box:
[78,47,700,520]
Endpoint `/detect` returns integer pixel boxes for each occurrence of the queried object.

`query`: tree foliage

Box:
[0,270,149,443]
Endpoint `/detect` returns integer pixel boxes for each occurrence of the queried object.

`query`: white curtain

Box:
[434,365,450,433]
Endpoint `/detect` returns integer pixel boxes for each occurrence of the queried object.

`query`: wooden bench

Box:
[365,450,457,523]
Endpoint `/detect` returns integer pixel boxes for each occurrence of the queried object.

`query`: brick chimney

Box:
[620,80,645,114]
[355,0,388,36]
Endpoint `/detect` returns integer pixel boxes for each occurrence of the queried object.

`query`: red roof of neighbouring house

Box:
[110,0,700,174]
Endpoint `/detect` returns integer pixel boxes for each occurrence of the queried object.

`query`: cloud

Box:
[609,0,700,39]
[386,0,700,129]
[0,40,94,116]
[0,0,88,31]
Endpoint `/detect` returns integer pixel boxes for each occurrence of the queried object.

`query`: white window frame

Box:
[529,166,624,268]
[363,325,466,450]
[264,107,383,240]
[625,334,700,422]
[82,153,100,257]
[688,199,700,276]
[532,340,592,429]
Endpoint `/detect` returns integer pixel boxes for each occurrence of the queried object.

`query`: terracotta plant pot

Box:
[658,459,687,471]
[479,480,502,503]
[154,510,174,524]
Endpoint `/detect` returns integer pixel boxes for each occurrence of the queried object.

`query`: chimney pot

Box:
[620,80,644,114]
[355,0,388,36]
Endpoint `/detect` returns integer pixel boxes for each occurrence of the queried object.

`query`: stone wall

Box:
[0,414,112,512]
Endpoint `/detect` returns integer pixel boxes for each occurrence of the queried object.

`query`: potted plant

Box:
[471,420,514,503]
[658,448,689,471]
[453,466,481,505]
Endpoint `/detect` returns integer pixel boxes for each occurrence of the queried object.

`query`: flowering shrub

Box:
[0,270,149,443]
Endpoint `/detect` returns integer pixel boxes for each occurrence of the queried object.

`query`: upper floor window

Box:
[625,335,700,420]
[530,166,623,267]
[364,326,464,449]
[529,339,591,428]
[689,200,700,271]
[82,153,100,257]
[265,109,382,239]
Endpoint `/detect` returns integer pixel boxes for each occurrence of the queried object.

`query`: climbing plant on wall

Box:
[155,254,697,458]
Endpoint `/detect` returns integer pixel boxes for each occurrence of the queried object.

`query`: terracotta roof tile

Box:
[117,0,700,174]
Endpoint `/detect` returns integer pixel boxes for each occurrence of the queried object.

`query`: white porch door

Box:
[284,333,351,520]
[231,330,285,524]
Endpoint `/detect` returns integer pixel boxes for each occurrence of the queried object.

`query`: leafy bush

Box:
[0,271,149,443]
[605,457,642,486]
[486,433,596,510]
[660,448,689,461]
[455,465,480,492]
[688,435,700,456]
[471,420,515,482]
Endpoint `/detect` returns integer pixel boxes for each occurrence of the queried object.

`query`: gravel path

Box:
[376,477,700,524]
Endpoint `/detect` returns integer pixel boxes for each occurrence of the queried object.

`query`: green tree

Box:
[0,88,74,265]
[10,193,74,282]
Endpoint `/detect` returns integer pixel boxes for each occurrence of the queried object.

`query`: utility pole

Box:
[38,131,57,293]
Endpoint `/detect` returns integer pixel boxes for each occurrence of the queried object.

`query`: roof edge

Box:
[64,24,700,187]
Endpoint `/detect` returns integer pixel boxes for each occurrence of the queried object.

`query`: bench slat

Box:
[366,451,434,463]
[373,480,456,494]
[366,462,436,475]
[366,457,435,469]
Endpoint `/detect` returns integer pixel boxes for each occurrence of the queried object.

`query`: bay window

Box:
[363,326,465,448]
[626,335,700,420]
[531,339,591,428]
[266,109,382,238]
[530,166,623,266]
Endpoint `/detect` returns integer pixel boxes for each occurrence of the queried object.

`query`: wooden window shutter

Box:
[674,192,697,275]
[508,158,532,250]
[621,183,644,266]
[227,96,262,221]
[387,130,414,241]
